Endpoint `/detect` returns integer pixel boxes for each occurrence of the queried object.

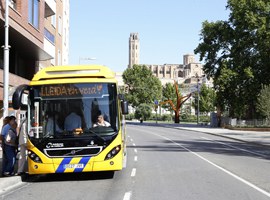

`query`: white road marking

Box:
[130,138,133,142]
[132,143,136,146]
[131,168,136,177]
[123,191,132,200]
[151,132,270,198]
[134,156,138,162]
[201,136,267,157]
[134,149,137,153]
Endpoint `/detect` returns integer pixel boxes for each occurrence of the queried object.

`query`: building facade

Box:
[0,0,69,121]
[128,33,140,68]
[39,0,70,69]
[127,32,210,88]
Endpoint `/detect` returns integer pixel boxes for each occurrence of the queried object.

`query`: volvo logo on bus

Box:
[46,142,64,148]
[71,150,76,155]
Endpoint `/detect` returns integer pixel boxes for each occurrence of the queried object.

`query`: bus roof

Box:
[31,65,116,82]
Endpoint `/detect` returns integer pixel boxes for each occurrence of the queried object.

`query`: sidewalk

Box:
[128,121,270,148]
[173,124,270,148]
[1,123,270,194]
[0,148,23,195]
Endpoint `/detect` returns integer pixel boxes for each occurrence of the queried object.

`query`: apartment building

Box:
[0,0,69,119]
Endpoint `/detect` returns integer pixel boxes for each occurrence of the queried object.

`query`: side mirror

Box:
[12,84,30,110]
[121,100,129,115]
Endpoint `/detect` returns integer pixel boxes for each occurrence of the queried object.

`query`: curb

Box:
[0,175,23,195]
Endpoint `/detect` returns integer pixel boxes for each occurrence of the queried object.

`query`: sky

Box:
[69,0,230,72]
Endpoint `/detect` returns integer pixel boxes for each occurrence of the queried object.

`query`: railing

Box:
[221,117,270,127]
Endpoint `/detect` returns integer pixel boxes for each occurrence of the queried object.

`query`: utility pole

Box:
[3,0,10,117]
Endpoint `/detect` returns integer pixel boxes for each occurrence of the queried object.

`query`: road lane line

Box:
[201,136,267,157]
[131,168,136,177]
[123,191,132,200]
[134,149,137,153]
[152,132,270,198]
[134,156,138,162]
[132,143,136,146]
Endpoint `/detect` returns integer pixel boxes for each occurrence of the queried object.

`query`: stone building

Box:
[128,33,140,68]
[128,32,210,88]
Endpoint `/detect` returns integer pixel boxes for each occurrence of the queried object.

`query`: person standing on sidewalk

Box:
[3,121,18,176]
[17,116,28,175]
[0,116,15,176]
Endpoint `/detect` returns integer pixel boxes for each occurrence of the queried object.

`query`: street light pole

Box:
[3,0,10,117]
[79,57,96,64]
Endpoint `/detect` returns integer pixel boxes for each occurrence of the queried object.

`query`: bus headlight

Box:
[105,145,121,160]
[28,150,43,163]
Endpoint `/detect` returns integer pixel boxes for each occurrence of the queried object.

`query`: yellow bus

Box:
[12,65,128,175]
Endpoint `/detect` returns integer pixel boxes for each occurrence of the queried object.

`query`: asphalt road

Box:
[1,124,270,200]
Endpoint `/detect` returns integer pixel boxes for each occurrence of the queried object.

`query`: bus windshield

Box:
[29,83,118,138]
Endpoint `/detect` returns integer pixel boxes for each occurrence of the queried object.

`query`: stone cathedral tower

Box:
[128,33,140,68]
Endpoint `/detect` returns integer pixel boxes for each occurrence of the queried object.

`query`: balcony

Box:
[45,0,56,17]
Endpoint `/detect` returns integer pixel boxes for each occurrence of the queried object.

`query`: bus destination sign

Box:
[39,84,105,98]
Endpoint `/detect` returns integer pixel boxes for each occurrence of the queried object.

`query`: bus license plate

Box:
[64,164,84,169]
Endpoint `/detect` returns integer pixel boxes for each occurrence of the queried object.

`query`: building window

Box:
[51,15,56,28]
[9,0,17,10]
[64,28,67,45]
[28,0,39,29]
[44,28,55,44]
[58,15,62,35]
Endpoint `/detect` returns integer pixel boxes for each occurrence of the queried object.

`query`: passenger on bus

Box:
[18,114,28,175]
[46,112,63,134]
[93,114,111,127]
[64,109,82,131]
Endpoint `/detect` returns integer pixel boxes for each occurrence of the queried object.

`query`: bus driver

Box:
[93,114,110,127]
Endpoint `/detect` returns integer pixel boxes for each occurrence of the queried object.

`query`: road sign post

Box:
[154,100,158,124]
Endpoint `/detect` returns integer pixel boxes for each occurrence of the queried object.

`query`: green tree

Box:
[193,84,216,116]
[122,65,162,108]
[162,83,176,113]
[256,85,270,120]
[194,0,270,119]
[134,103,152,120]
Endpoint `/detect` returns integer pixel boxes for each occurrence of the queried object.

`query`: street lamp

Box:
[3,0,10,118]
[79,57,96,64]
